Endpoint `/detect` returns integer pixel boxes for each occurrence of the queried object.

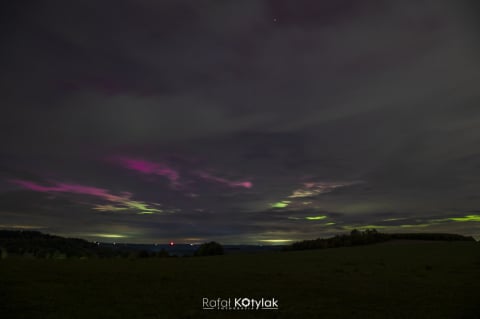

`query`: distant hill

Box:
[285,229,476,251]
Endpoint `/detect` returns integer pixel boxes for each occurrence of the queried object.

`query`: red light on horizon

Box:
[169,241,174,246]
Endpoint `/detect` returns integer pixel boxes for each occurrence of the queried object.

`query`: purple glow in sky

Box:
[111,157,180,187]
[195,171,253,189]
[10,180,162,215]
[10,180,129,202]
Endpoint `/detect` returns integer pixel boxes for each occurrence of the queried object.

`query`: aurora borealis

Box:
[1,0,480,243]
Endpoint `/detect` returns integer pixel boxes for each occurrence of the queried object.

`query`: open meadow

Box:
[1,241,479,319]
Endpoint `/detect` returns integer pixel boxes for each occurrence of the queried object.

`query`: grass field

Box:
[1,242,479,319]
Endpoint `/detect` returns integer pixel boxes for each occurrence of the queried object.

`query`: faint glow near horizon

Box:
[260,239,293,244]
[0,224,45,230]
[91,233,128,238]
[342,214,480,232]
[448,215,480,222]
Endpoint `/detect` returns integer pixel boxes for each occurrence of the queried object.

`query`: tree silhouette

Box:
[194,241,224,256]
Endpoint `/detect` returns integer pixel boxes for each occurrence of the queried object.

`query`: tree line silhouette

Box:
[0,230,169,259]
[1,229,475,259]
[0,230,226,259]
[285,229,476,251]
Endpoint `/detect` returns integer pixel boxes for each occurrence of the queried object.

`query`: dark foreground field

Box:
[1,242,479,319]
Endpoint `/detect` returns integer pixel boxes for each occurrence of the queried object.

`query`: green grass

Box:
[1,242,480,319]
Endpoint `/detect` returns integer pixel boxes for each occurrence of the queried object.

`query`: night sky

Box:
[1,0,480,244]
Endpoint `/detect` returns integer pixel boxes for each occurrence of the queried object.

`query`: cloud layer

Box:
[1,0,480,242]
